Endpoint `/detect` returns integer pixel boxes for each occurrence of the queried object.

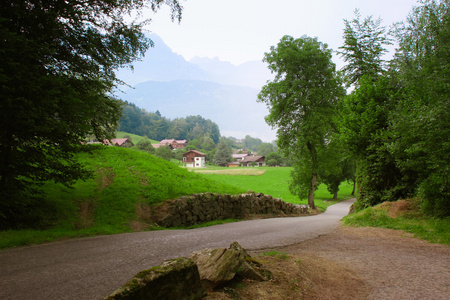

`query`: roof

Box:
[234,149,248,154]
[182,150,206,157]
[160,139,187,145]
[232,153,248,159]
[241,155,265,162]
[112,138,131,146]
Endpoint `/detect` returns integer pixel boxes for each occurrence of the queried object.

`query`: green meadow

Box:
[0,146,353,249]
[0,146,243,249]
[115,131,158,144]
[193,167,354,211]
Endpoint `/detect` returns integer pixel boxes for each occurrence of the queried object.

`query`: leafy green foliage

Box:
[343,200,450,244]
[257,143,276,156]
[339,1,449,217]
[242,135,263,152]
[337,9,392,86]
[154,145,173,161]
[0,145,243,247]
[389,0,450,217]
[213,141,232,166]
[135,138,155,154]
[119,103,221,143]
[258,35,345,208]
[0,0,183,229]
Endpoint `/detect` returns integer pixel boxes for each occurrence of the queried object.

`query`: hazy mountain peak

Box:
[115,34,276,141]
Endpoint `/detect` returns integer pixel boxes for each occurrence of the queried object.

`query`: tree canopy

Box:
[338,0,449,216]
[258,35,345,208]
[119,102,221,143]
[0,0,183,228]
[337,9,392,86]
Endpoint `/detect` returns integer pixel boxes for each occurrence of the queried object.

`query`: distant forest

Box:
[119,102,221,143]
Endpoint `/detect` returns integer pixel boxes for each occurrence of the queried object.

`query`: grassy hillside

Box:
[0,146,244,248]
[115,131,158,144]
[343,199,450,244]
[194,167,355,211]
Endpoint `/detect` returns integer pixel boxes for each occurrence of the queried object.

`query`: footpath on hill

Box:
[206,226,450,300]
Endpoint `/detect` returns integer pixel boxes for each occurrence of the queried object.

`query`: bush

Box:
[418,173,450,217]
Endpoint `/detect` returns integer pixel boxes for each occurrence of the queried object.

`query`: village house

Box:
[152,139,188,150]
[233,149,248,154]
[182,150,206,168]
[239,155,266,167]
[86,138,134,147]
[232,153,248,161]
[110,138,134,147]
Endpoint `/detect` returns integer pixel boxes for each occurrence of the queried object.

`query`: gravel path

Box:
[281,226,450,299]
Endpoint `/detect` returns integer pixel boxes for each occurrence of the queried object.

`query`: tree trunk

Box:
[333,192,338,200]
[308,173,317,209]
[306,141,318,209]
[351,180,356,196]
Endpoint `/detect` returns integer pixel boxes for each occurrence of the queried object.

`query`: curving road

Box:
[0,198,355,300]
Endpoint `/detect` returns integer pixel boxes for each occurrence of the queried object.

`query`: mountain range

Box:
[114,34,276,141]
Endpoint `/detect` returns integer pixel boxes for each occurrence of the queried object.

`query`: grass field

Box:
[192,167,355,211]
[0,146,243,249]
[115,131,158,144]
[0,148,353,249]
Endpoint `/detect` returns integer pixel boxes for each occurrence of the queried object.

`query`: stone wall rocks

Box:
[151,192,310,228]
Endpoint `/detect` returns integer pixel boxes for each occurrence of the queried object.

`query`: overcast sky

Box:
[145,0,418,67]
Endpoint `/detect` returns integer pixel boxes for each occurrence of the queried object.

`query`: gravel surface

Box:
[280,226,450,299]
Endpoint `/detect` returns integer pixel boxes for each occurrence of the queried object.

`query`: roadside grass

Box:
[194,167,355,211]
[0,146,244,249]
[343,200,450,244]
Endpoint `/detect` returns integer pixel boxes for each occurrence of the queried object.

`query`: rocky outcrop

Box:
[151,192,310,227]
[190,241,273,289]
[104,257,204,300]
[104,242,273,300]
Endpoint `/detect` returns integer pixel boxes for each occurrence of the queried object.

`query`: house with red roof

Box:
[182,150,206,168]
[152,139,188,150]
[239,155,265,167]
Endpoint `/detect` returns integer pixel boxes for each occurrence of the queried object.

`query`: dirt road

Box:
[229,226,449,300]
[0,199,355,300]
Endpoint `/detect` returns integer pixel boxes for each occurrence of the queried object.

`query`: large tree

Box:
[337,11,403,209]
[390,0,450,216]
[0,0,183,228]
[337,9,392,87]
[258,35,345,209]
[213,141,232,167]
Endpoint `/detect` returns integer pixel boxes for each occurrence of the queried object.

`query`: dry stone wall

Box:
[151,192,309,227]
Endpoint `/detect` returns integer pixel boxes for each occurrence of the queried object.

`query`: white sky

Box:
[144,0,418,66]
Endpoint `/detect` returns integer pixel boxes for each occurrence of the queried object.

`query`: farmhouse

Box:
[86,138,134,147]
[239,155,265,167]
[233,149,248,154]
[110,138,134,147]
[232,153,248,160]
[182,150,206,168]
[153,139,188,150]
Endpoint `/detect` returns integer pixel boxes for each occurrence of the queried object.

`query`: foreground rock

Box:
[104,257,204,300]
[190,242,273,289]
[104,242,273,300]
